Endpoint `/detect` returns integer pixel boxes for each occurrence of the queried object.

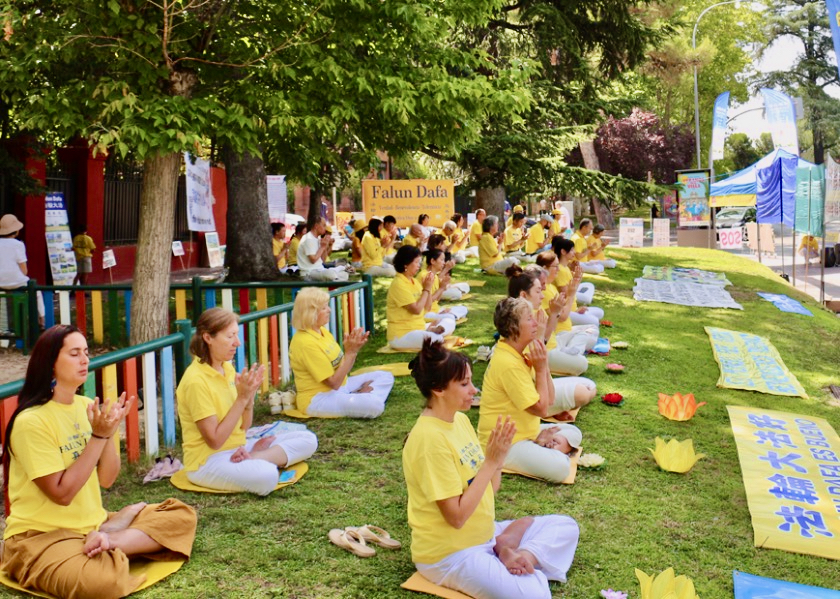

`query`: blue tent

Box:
[710,149,814,207]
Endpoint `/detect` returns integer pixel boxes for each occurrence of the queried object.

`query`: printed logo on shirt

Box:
[458,441,484,472]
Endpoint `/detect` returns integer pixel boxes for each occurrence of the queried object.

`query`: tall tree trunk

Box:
[223,147,280,282]
[307,185,323,226]
[475,186,506,221]
[130,152,180,345]
[579,140,615,229]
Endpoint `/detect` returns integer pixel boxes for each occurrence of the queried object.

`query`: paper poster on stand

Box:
[619,218,644,248]
[652,218,670,247]
[102,249,117,269]
[184,153,216,232]
[45,192,77,286]
[676,170,711,228]
[171,241,185,257]
[205,232,223,268]
[267,175,287,221]
[718,227,744,250]
[662,190,679,221]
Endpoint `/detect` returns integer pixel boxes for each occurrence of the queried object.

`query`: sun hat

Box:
[0,214,23,236]
[513,205,524,213]
[558,424,582,449]
[540,214,554,223]
[353,219,367,232]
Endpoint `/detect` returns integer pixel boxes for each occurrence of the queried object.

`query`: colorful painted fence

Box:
[0,279,371,463]
[728,406,840,561]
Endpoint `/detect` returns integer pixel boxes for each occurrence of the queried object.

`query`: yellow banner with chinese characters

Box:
[728,406,840,561]
[362,180,454,229]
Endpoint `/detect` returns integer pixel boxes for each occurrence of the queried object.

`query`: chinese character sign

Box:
[676,170,711,228]
[728,406,840,561]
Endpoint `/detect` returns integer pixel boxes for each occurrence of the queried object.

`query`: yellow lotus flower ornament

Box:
[635,567,699,599]
[649,437,705,473]
[657,393,706,421]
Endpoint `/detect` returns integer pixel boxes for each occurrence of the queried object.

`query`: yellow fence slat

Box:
[256,288,268,311]
[175,289,187,320]
[91,290,104,344]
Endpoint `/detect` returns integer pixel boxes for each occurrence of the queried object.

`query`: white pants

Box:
[365,264,396,277]
[306,371,395,418]
[466,246,479,258]
[570,306,603,327]
[551,376,596,412]
[332,238,353,252]
[416,516,579,599]
[426,305,468,321]
[384,254,395,265]
[486,257,520,275]
[592,258,616,269]
[441,283,470,301]
[389,329,446,351]
[580,261,604,274]
[547,347,589,376]
[576,283,595,305]
[452,251,466,264]
[504,424,582,483]
[186,432,318,496]
[302,267,349,282]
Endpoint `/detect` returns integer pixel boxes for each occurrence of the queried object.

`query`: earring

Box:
[50,378,57,394]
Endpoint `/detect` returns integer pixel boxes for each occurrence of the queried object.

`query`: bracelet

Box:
[91,433,111,440]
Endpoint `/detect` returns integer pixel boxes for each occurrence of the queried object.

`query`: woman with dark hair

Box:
[479,216,520,275]
[386,245,454,350]
[423,248,470,301]
[2,325,197,599]
[550,237,603,325]
[478,298,584,484]
[403,339,579,599]
[361,218,396,277]
[350,219,366,269]
[419,249,468,324]
[176,308,318,495]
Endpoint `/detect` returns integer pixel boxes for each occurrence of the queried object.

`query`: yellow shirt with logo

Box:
[469,221,483,246]
[479,233,503,270]
[503,227,524,252]
[72,234,96,259]
[5,395,108,539]
[417,269,442,313]
[554,263,578,312]
[288,237,301,266]
[272,238,287,268]
[177,359,247,472]
[361,231,385,269]
[478,341,540,447]
[403,413,495,564]
[571,232,589,261]
[386,273,427,341]
[289,327,345,413]
[525,223,546,254]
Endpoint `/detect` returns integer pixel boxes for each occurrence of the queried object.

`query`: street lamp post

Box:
[693,0,741,169]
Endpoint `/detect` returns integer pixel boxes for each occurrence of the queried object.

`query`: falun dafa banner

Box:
[728,406,840,561]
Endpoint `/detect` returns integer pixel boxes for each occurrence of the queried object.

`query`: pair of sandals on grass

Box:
[328,525,401,557]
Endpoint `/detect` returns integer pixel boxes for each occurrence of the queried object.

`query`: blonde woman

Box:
[177,308,318,495]
[290,288,394,418]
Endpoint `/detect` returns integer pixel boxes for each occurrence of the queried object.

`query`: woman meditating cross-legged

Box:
[2,325,197,599]
[478,297,585,483]
[177,308,318,495]
[403,339,579,599]
[289,287,394,418]
[419,249,469,323]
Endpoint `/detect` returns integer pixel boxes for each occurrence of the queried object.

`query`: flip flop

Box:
[328,528,376,558]
[352,525,402,550]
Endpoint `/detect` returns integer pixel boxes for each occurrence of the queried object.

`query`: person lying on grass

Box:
[386,245,454,351]
[2,325,197,599]
[551,236,604,326]
[506,263,597,407]
[176,308,318,495]
[478,297,585,483]
[289,287,394,418]
[403,338,579,599]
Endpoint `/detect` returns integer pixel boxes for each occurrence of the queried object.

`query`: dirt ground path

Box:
[0,349,29,386]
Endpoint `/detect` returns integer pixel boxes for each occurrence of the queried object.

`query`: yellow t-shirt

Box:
[289,327,345,413]
[479,233,503,270]
[451,228,467,253]
[5,395,108,539]
[361,231,385,269]
[503,227,524,252]
[72,234,96,259]
[525,223,546,254]
[402,234,419,248]
[417,269,442,313]
[176,359,247,472]
[571,232,589,261]
[288,237,300,266]
[381,230,397,256]
[541,283,571,334]
[403,413,495,564]
[273,238,287,268]
[469,221,483,247]
[588,235,607,261]
[554,263,578,312]
[386,273,427,341]
[550,220,563,237]
[478,342,541,447]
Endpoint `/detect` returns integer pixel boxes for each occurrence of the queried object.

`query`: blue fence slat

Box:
[124,291,132,339]
[160,345,176,446]
[43,291,55,329]
[234,324,246,371]
[329,297,337,339]
[204,289,216,309]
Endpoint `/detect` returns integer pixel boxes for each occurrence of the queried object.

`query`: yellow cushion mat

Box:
[170,462,308,493]
[541,407,580,423]
[350,362,412,377]
[401,572,473,599]
[446,293,472,301]
[377,337,473,354]
[502,448,580,484]
[460,280,486,287]
[0,558,186,598]
[281,408,338,420]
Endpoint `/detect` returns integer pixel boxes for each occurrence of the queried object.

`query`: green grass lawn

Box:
[58,247,840,598]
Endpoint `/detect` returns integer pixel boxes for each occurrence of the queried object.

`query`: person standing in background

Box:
[72,224,96,286]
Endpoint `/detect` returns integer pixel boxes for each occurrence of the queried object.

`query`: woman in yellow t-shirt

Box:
[386,245,453,350]
[176,308,317,495]
[2,325,197,599]
[361,218,397,277]
[586,224,616,268]
[478,297,584,483]
[419,249,468,325]
[403,339,579,598]
[289,288,394,418]
[479,215,520,274]
[550,237,604,326]
[271,222,289,270]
